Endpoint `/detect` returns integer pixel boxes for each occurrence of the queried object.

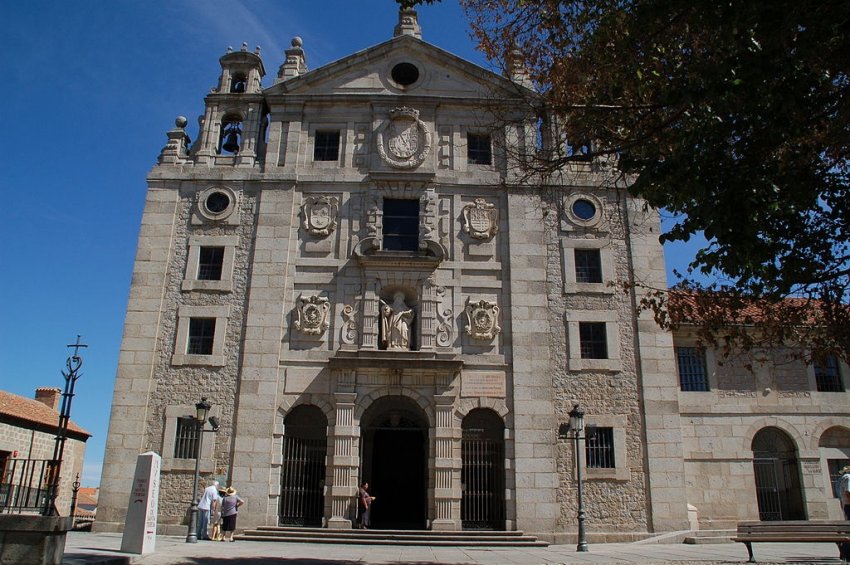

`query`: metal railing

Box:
[0,458,53,514]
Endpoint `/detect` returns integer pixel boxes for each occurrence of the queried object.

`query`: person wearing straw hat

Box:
[839,466,850,559]
[220,486,244,542]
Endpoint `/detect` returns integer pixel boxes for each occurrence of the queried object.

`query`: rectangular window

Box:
[197,246,224,281]
[467,133,492,165]
[314,130,340,161]
[383,199,419,251]
[676,347,710,391]
[815,354,844,392]
[586,427,615,468]
[579,322,607,359]
[173,417,200,459]
[187,318,216,355]
[574,249,603,283]
[567,139,592,161]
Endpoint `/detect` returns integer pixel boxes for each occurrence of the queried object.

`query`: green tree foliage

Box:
[402,0,849,357]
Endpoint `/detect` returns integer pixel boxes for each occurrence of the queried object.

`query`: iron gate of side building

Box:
[752,427,805,521]
[279,405,328,526]
[461,409,506,530]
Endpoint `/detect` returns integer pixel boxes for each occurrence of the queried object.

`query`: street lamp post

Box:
[185,397,211,544]
[569,403,588,552]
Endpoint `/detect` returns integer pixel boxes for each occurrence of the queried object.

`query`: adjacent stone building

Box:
[96,10,850,541]
[0,387,90,515]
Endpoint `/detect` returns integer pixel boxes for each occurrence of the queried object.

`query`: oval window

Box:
[571,198,597,221]
[205,191,231,214]
[391,62,420,86]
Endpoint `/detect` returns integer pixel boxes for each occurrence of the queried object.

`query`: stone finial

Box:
[241,42,248,52]
[254,45,261,55]
[394,9,422,39]
[507,44,531,88]
[276,36,308,82]
[226,45,233,54]
[158,116,191,165]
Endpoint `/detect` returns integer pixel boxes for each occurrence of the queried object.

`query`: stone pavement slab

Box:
[63,532,845,565]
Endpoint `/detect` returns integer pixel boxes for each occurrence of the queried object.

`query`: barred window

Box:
[197,246,224,281]
[187,318,216,355]
[467,133,492,165]
[383,199,419,251]
[815,355,844,392]
[574,249,603,283]
[579,322,607,359]
[586,427,615,468]
[676,347,709,391]
[173,417,200,459]
[314,130,340,161]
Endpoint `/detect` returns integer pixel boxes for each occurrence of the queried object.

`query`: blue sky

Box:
[2,0,701,487]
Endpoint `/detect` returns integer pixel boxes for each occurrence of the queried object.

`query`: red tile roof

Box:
[0,390,90,438]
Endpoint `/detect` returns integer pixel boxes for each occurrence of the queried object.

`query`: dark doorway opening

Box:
[461,408,506,530]
[752,427,805,521]
[279,405,328,526]
[361,397,428,530]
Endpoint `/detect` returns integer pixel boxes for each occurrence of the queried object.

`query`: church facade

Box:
[96,11,850,541]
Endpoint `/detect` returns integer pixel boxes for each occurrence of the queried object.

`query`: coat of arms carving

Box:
[462,198,498,240]
[302,195,339,237]
[294,295,330,336]
[376,107,432,169]
[464,299,501,341]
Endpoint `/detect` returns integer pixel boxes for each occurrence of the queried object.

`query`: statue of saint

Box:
[380,292,415,350]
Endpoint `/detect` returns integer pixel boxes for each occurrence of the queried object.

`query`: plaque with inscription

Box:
[461,371,506,398]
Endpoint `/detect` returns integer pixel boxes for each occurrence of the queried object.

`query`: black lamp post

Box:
[568,403,589,552]
[185,397,212,543]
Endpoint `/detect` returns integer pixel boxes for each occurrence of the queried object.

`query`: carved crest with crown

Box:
[464,298,501,341]
[302,195,339,237]
[294,295,330,336]
[462,198,499,240]
[377,106,432,169]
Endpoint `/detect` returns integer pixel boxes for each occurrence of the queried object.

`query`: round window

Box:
[391,62,420,87]
[205,191,231,214]
[571,199,597,221]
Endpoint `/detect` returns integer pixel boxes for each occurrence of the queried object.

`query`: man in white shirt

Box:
[839,466,850,560]
[196,480,221,541]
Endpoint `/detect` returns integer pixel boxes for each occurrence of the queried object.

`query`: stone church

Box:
[96,10,850,541]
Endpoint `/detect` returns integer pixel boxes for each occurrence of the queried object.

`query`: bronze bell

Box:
[222,130,241,153]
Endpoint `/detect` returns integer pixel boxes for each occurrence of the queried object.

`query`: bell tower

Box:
[194,42,267,166]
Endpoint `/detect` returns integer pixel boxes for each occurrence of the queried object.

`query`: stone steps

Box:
[235,526,549,546]
[683,529,736,544]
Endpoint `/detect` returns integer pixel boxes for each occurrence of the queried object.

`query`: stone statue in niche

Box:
[294,295,330,336]
[465,298,501,341]
[302,195,339,237]
[462,198,498,240]
[380,292,415,350]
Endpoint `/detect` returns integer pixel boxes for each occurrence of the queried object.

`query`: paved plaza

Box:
[63,532,846,565]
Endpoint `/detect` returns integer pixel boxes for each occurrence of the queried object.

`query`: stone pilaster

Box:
[431,394,460,530]
[327,390,358,529]
[418,279,438,351]
[361,281,379,349]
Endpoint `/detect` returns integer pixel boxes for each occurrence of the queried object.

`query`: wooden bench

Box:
[733,520,850,562]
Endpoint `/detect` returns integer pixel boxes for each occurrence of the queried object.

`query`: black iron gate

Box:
[753,458,783,521]
[461,436,505,529]
[279,435,326,526]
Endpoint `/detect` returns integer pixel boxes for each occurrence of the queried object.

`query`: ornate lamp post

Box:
[185,397,212,543]
[568,403,589,552]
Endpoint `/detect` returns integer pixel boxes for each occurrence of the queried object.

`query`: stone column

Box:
[327,390,358,529]
[431,393,460,530]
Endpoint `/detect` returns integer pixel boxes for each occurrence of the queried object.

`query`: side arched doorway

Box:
[279,405,328,526]
[752,427,805,521]
[360,396,428,530]
[461,408,506,530]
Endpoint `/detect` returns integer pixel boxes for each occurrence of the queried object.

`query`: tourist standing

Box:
[221,486,245,542]
[196,480,221,541]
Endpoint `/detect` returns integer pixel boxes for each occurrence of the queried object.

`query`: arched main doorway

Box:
[279,405,328,526]
[360,396,428,529]
[461,408,506,530]
[752,427,805,521]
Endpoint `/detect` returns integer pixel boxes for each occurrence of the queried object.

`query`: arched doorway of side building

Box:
[752,426,805,521]
[360,396,429,530]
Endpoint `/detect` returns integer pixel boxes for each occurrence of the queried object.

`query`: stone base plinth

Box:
[0,515,73,565]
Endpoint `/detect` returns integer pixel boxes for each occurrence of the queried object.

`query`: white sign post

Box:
[120,451,161,554]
